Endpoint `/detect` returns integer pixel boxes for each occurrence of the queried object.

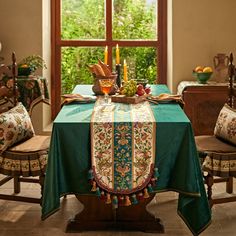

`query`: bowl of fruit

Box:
[120,80,151,97]
[112,79,151,104]
[193,66,213,84]
[18,64,32,76]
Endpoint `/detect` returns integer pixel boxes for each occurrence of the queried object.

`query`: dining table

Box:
[41,84,211,236]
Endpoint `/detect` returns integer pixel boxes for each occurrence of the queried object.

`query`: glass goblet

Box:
[99,78,115,106]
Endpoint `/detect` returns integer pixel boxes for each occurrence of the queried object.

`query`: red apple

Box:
[137,88,145,96]
[145,87,151,94]
[137,84,144,91]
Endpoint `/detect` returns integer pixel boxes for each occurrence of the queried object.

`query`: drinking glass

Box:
[99,78,115,106]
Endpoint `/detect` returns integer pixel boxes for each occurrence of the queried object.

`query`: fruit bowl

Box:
[18,67,32,76]
[192,71,213,84]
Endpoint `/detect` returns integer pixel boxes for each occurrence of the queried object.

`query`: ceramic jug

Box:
[213,53,229,82]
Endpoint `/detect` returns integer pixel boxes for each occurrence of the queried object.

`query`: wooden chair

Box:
[195,52,236,207]
[0,52,50,204]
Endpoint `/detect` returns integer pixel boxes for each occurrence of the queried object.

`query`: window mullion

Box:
[158,0,167,84]
[106,0,113,66]
[51,0,167,119]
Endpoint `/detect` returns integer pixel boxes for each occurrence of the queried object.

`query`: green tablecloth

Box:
[42,85,211,235]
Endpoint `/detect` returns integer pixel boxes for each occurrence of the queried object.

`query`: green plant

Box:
[19,55,47,72]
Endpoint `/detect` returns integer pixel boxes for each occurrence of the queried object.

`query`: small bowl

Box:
[18,67,32,76]
[193,71,213,84]
[134,79,148,87]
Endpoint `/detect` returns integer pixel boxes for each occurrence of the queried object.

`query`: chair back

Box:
[228,53,236,108]
[0,52,18,112]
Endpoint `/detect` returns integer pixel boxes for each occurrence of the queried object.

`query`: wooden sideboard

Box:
[178,82,228,135]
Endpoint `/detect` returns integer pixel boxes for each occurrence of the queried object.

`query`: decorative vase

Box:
[213,53,229,82]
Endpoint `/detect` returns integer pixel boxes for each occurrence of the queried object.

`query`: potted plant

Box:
[18,55,47,76]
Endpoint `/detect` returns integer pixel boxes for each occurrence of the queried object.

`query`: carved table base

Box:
[66,194,164,233]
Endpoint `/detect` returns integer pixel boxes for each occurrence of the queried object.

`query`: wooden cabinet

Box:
[179,82,228,135]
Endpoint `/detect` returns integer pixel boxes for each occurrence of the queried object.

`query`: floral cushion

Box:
[214,104,236,145]
[0,102,35,152]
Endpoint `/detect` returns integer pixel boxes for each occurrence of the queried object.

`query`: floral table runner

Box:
[91,98,156,199]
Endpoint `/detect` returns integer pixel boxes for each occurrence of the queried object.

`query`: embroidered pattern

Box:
[214,104,236,145]
[203,153,236,177]
[227,118,236,138]
[91,98,156,194]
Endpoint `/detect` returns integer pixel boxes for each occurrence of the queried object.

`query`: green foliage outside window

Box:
[61,0,157,94]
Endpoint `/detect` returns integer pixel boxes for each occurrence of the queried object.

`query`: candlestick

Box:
[123,59,128,83]
[116,44,120,65]
[104,46,108,65]
[116,64,121,88]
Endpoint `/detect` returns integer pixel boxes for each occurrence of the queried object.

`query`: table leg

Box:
[66,194,164,233]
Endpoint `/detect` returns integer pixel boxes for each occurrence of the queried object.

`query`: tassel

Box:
[118,195,124,206]
[96,187,101,197]
[131,194,138,205]
[124,195,131,206]
[154,167,160,179]
[91,181,97,192]
[88,169,94,180]
[150,177,156,186]
[147,184,153,193]
[143,188,149,198]
[112,195,118,209]
[106,193,111,204]
[138,192,144,201]
[100,191,105,200]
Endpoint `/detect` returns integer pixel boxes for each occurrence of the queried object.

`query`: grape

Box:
[123,79,137,97]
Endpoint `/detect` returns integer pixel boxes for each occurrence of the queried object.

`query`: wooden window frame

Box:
[51,0,167,119]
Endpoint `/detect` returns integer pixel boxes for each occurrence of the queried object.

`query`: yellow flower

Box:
[20,64,29,68]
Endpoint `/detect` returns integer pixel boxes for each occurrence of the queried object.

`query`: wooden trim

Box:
[158,0,167,84]
[51,0,62,119]
[51,0,56,119]
[106,0,113,67]
[59,40,158,47]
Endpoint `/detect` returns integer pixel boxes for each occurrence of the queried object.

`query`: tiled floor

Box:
[0,175,236,236]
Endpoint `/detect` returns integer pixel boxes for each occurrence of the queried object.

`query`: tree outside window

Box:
[51,0,166,118]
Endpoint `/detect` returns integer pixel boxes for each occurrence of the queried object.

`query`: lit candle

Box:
[123,59,128,82]
[116,44,120,65]
[104,46,108,65]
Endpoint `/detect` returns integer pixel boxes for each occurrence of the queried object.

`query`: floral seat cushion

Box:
[195,104,236,177]
[195,135,236,153]
[0,135,50,177]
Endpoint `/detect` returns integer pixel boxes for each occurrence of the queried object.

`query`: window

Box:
[51,0,167,118]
